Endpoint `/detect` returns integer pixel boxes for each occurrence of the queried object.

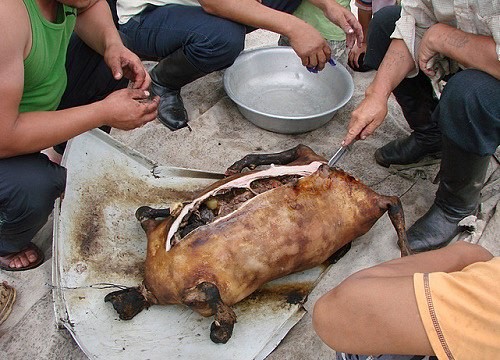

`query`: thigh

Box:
[120,5,246,71]
[435,69,500,156]
[314,275,433,356]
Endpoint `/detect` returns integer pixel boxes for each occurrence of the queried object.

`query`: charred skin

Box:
[182,282,237,344]
[225,144,325,176]
[142,164,408,306]
[104,286,151,320]
[105,145,409,343]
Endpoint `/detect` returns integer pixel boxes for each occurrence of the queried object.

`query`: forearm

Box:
[0,104,105,158]
[352,242,494,279]
[357,9,372,42]
[366,38,415,99]
[427,24,500,79]
[199,0,307,39]
[74,0,123,56]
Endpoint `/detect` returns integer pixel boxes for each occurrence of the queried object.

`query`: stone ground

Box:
[0,29,499,360]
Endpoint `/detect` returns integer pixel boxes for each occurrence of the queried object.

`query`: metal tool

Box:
[328,145,349,167]
[153,166,226,180]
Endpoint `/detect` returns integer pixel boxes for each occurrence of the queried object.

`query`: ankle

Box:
[407,204,461,253]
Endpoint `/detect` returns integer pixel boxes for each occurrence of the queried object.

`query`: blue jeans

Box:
[0,154,66,256]
[119,0,301,73]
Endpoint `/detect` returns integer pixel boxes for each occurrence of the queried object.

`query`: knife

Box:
[153,166,226,180]
[328,145,349,167]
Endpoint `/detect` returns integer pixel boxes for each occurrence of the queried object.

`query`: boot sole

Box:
[157,116,189,131]
[374,150,442,168]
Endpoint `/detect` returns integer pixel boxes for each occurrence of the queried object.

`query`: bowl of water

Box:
[223,46,354,134]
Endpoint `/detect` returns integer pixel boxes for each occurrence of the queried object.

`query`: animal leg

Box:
[104,286,152,320]
[182,282,237,344]
[326,242,352,265]
[225,144,325,175]
[135,206,176,248]
[135,206,171,221]
[385,196,413,257]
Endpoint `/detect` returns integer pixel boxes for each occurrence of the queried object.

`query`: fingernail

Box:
[341,140,346,146]
[144,90,150,97]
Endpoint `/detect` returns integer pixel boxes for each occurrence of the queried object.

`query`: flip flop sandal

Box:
[0,281,16,325]
[0,243,45,272]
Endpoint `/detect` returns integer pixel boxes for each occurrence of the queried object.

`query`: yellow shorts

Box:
[414,257,500,360]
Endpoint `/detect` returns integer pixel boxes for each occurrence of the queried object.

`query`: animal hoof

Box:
[210,320,233,344]
[104,287,149,320]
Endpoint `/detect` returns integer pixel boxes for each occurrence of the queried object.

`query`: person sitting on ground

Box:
[0,0,159,271]
[341,0,500,252]
[313,241,499,359]
[114,0,363,131]
[278,0,353,68]
[348,0,398,72]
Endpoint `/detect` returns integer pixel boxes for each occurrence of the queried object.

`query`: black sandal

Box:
[0,243,45,272]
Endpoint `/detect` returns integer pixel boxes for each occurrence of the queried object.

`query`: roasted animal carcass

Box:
[105,145,410,343]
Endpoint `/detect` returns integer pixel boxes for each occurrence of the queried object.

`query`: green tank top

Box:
[293,0,351,41]
[20,0,76,112]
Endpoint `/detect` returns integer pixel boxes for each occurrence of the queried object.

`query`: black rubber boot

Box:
[407,137,491,253]
[374,127,442,167]
[375,71,441,167]
[150,49,206,131]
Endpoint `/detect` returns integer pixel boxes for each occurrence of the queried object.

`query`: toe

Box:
[26,249,39,263]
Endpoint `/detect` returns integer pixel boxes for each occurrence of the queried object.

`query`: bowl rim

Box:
[223,46,354,121]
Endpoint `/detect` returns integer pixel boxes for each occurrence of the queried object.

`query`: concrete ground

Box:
[0,29,499,360]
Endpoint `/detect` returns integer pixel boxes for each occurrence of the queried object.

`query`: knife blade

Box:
[153,166,226,180]
[328,145,349,167]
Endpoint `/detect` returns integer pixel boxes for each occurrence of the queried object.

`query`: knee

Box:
[370,5,401,36]
[312,281,358,350]
[437,69,497,141]
[3,158,66,224]
[10,177,65,224]
[213,31,245,65]
[364,5,401,69]
[313,288,339,337]
[186,22,245,71]
[440,70,484,107]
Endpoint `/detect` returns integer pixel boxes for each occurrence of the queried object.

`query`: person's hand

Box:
[342,93,388,146]
[348,41,367,69]
[101,88,159,130]
[288,22,332,71]
[104,43,151,90]
[322,3,363,49]
[418,23,451,78]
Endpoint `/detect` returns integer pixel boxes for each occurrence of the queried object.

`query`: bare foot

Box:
[41,147,63,165]
[0,244,44,271]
